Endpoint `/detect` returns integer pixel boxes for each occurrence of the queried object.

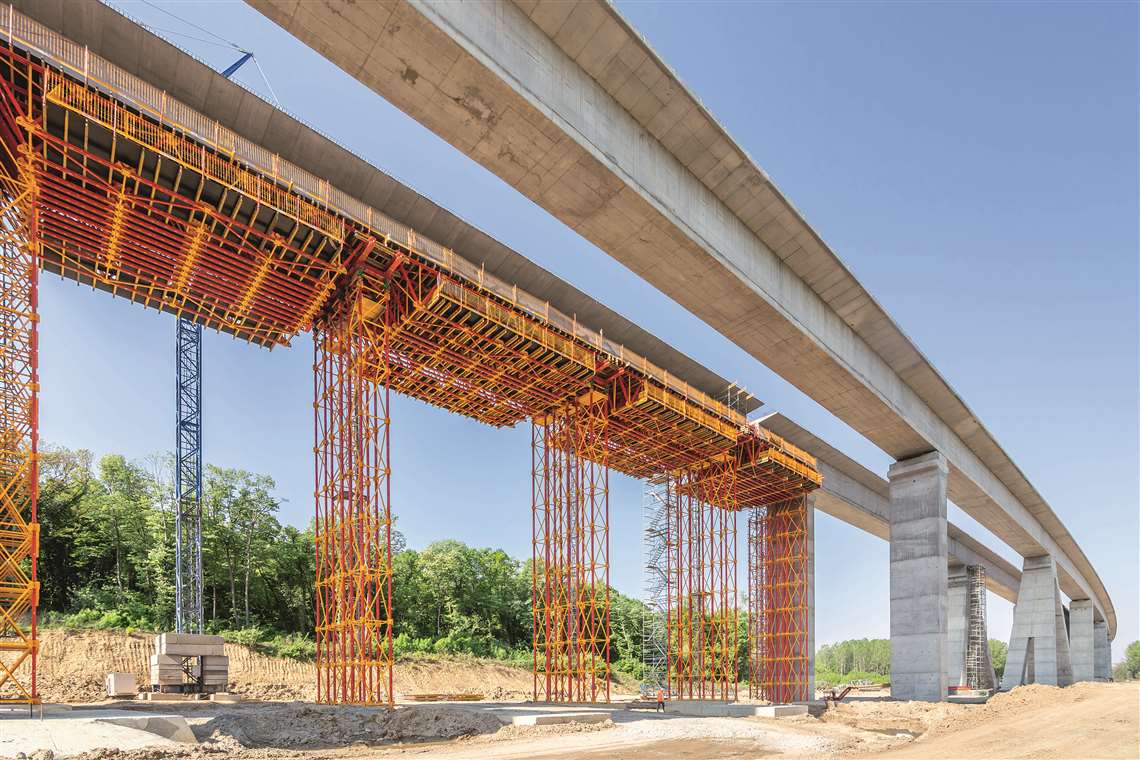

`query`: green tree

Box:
[1123,640,1140,680]
[989,639,1007,680]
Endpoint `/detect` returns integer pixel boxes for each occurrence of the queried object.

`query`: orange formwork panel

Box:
[0,149,39,706]
[313,278,394,706]
[748,495,811,703]
[531,397,611,703]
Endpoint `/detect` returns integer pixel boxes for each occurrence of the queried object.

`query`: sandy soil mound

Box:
[34,628,542,703]
[822,681,1118,739]
[386,705,504,741]
[197,703,389,748]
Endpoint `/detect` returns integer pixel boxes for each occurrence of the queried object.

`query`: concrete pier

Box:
[1094,620,1111,680]
[888,451,949,701]
[1070,599,1095,682]
[947,565,969,688]
[1001,555,1073,689]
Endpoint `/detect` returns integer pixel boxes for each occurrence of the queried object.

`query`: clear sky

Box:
[45,1,1137,660]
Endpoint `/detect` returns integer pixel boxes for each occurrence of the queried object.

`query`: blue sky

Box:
[44,1,1136,660]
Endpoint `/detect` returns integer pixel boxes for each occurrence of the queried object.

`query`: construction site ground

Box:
[4,629,1136,759]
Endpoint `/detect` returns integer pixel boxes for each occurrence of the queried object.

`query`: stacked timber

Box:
[150,633,229,692]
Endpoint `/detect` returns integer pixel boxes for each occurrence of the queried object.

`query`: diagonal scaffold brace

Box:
[313,276,394,706]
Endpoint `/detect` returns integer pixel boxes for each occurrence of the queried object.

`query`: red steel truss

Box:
[667,461,739,701]
[531,396,611,702]
[313,278,394,705]
[748,496,811,703]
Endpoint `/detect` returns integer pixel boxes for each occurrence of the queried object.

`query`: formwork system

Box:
[747,495,812,703]
[0,6,822,706]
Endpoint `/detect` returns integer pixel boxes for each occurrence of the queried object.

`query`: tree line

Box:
[35,445,650,671]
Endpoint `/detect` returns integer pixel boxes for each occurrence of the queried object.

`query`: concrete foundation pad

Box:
[95,715,197,743]
[0,708,192,757]
[209,692,242,704]
[510,711,613,726]
[667,701,807,718]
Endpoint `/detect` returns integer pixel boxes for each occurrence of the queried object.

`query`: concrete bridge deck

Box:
[234,0,1113,638]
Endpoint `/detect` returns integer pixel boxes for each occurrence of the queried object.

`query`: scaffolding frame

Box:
[174,317,203,635]
[0,148,38,706]
[965,565,995,690]
[748,495,811,703]
[640,475,669,694]
[313,278,394,706]
[531,397,611,703]
[668,462,739,701]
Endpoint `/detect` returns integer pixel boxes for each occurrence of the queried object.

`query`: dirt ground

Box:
[35,629,542,703]
[26,630,1140,759]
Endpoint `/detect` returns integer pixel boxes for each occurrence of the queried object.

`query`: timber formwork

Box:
[0,7,822,706]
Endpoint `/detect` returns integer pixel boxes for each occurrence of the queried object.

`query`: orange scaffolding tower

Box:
[748,495,812,703]
[531,396,611,702]
[0,148,38,706]
[667,460,739,701]
[313,277,394,705]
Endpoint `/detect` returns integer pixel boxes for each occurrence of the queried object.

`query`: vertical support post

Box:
[313,278,393,705]
[174,318,203,635]
[531,397,610,702]
[748,494,812,703]
[0,158,39,705]
[888,451,949,701]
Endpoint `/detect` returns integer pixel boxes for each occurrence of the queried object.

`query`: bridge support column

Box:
[888,451,949,701]
[1093,620,1111,680]
[1070,599,1095,682]
[1001,555,1072,689]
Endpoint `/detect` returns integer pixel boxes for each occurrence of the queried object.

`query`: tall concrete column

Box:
[888,451,949,702]
[946,565,969,687]
[1001,555,1073,689]
[1093,620,1111,680]
[1070,599,1095,682]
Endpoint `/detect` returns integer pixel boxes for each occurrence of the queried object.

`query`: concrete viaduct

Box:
[18,0,1115,700]
[238,0,1116,698]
